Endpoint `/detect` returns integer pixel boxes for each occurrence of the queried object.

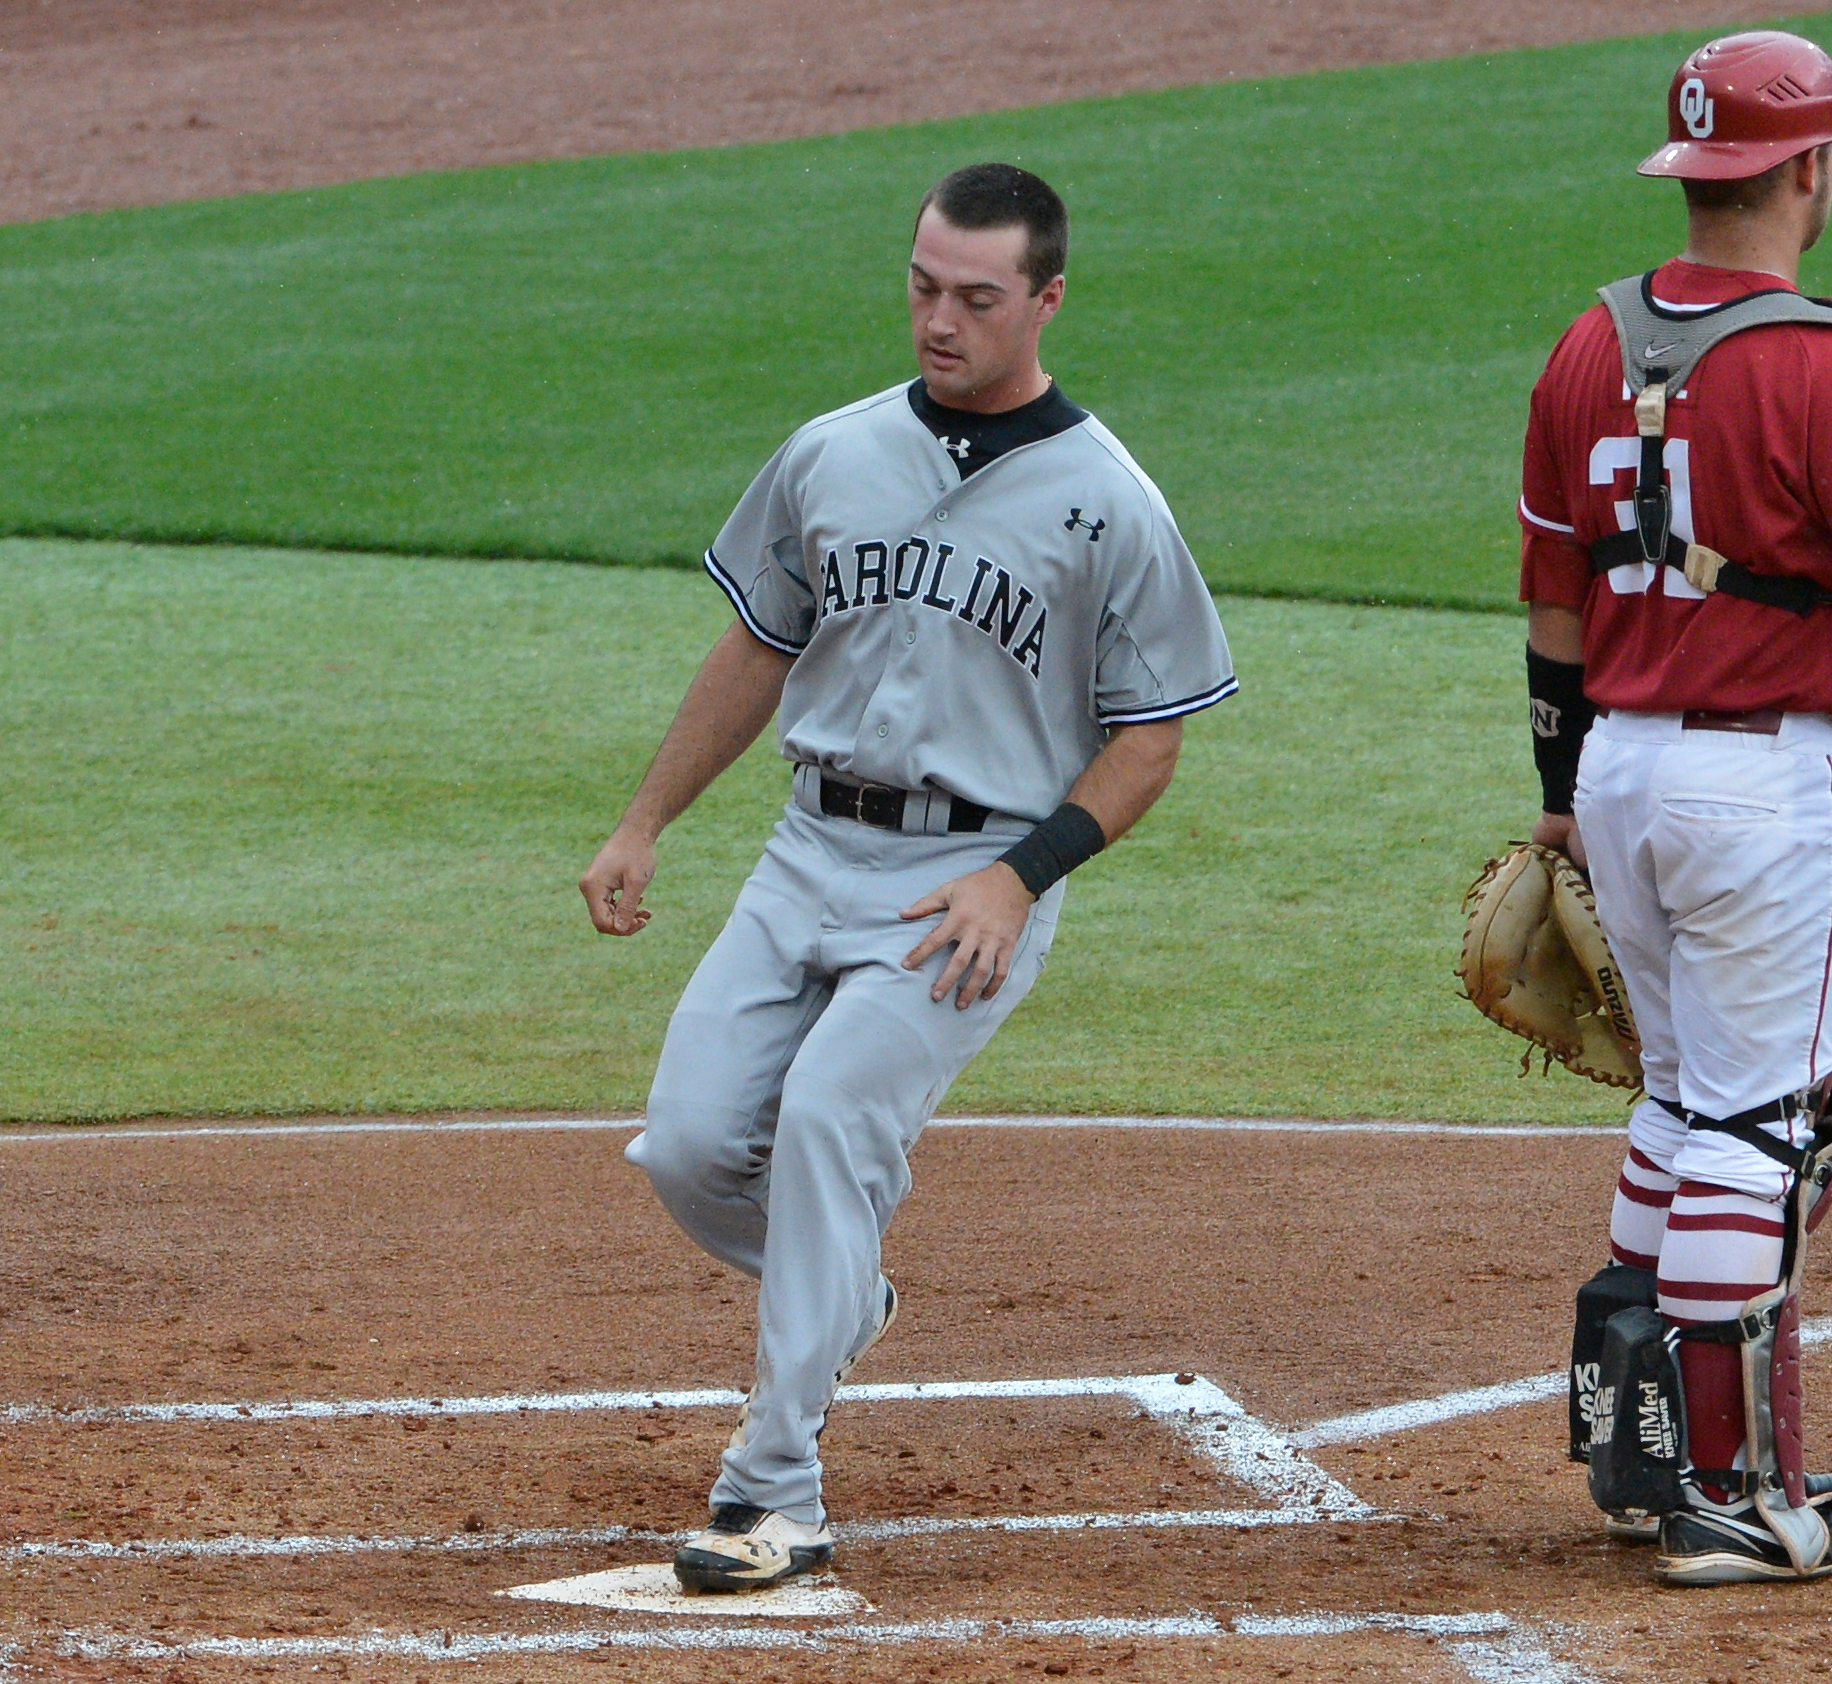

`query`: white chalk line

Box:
[6,1504,1401,1568]
[52,1611,1597,1680]
[1296,1314,1832,1449]
[14,1308,1828,1496]
[933,1117,1622,1138]
[55,1617,1214,1663]
[1295,1374,1568,1449]
[0,1372,1175,1426]
[1,1370,1372,1567]
[25,1315,1831,1575]
[0,1373,1370,1528]
[25,1315,1831,1443]
[0,1114,1624,1145]
[1240,1614,1596,1684]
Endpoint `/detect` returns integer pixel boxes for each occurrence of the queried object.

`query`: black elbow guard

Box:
[1527,645,1595,816]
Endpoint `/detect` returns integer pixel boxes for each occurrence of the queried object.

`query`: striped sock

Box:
[1658,1180,1787,1502]
[1610,1146,1679,1270]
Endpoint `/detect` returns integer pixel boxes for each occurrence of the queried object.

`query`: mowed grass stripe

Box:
[1,17,1828,607]
[0,538,1621,1125]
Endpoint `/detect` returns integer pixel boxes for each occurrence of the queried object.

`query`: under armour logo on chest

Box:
[1065,508,1105,540]
[939,436,973,461]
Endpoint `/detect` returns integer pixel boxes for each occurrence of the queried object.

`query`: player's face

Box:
[908,208,1065,410]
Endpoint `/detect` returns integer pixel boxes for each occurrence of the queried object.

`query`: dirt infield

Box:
[1,1115,1828,1681]
[0,0,1761,225]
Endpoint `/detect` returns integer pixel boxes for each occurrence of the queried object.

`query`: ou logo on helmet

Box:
[1680,76,1716,139]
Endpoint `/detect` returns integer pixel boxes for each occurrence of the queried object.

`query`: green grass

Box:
[0,537,1626,1125]
[0,18,1826,607]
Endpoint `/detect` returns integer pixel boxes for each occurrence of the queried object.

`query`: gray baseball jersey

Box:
[706,380,1235,821]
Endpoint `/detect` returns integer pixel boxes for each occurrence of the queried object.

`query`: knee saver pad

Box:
[1587,1304,1687,1518]
[1571,1263,1658,1463]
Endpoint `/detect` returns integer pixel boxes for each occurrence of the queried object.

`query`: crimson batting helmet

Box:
[1640,31,1832,181]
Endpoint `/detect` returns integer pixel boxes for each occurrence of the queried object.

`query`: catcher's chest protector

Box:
[1592,274,1832,614]
[1597,272,1832,400]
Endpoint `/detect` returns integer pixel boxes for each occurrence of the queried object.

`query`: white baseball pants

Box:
[626,794,1063,1525]
[1576,709,1832,1200]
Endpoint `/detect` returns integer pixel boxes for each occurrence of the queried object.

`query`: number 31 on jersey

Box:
[1589,435,1707,600]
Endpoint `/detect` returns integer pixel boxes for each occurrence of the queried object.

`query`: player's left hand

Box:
[900,863,1037,1008]
[1531,810,1589,872]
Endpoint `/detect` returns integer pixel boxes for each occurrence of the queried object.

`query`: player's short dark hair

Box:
[1679,142,1828,211]
[916,163,1068,294]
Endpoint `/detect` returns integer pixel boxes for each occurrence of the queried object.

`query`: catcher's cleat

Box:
[1655,1506,1832,1586]
[1609,1480,1832,1545]
[673,1503,834,1593]
[1604,1477,1832,1544]
[727,1276,899,1452]
[1606,1511,1661,1544]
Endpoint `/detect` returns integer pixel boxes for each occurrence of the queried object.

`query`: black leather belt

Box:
[1597,706,1790,735]
[818,776,990,833]
[1681,709,1784,736]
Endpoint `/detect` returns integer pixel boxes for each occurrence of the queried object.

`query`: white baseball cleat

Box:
[726,1276,899,1452]
[673,1504,835,1593]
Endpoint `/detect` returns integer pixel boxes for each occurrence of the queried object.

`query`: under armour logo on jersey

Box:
[939,436,973,460]
[1064,508,1105,540]
[1680,76,1715,139]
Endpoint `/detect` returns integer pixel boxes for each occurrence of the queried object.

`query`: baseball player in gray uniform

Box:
[580,162,1234,1592]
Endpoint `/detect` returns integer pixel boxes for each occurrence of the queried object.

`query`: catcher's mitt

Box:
[1458,842,1642,1089]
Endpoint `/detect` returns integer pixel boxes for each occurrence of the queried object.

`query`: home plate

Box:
[500,1562,872,1617]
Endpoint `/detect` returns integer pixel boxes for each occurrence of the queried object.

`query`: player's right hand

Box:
[1530,811,1589,872]
[579,830,657,936]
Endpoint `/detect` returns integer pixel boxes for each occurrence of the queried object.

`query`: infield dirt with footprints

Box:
[1,1118,1830,1681]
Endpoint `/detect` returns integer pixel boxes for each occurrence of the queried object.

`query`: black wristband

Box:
[1526,644,1595,816]
[999,802,1107,897]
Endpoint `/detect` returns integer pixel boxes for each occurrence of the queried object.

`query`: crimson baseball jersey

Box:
[1519,257,1832,712]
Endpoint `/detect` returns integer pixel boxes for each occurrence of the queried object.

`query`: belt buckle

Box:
[856,783,905,829]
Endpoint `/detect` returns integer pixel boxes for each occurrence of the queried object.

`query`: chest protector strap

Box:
[1589,272,1832,616]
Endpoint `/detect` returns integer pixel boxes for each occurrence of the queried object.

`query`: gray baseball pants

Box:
[625,782,1063,1525]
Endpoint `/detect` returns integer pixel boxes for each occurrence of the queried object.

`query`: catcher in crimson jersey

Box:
[1522,31,1832,1585]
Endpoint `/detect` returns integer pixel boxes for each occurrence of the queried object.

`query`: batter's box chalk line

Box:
[28,1323,1832,1569]
[0,1371,1373,1571]
[1293,1313,1832,1450]
[50,1611,1603,1681]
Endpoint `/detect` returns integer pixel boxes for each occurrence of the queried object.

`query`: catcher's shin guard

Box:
[1657,1134,1832,1579]
[1652,1287,1831,1583]
[1586,1290,1832,1573]
[1571,1262,1658,1462]
[1739,1286,1828,1572]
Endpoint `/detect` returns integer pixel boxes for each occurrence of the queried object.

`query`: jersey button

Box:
[935,509,949,521]
[876,723,889,737]
[904,631,916,645]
